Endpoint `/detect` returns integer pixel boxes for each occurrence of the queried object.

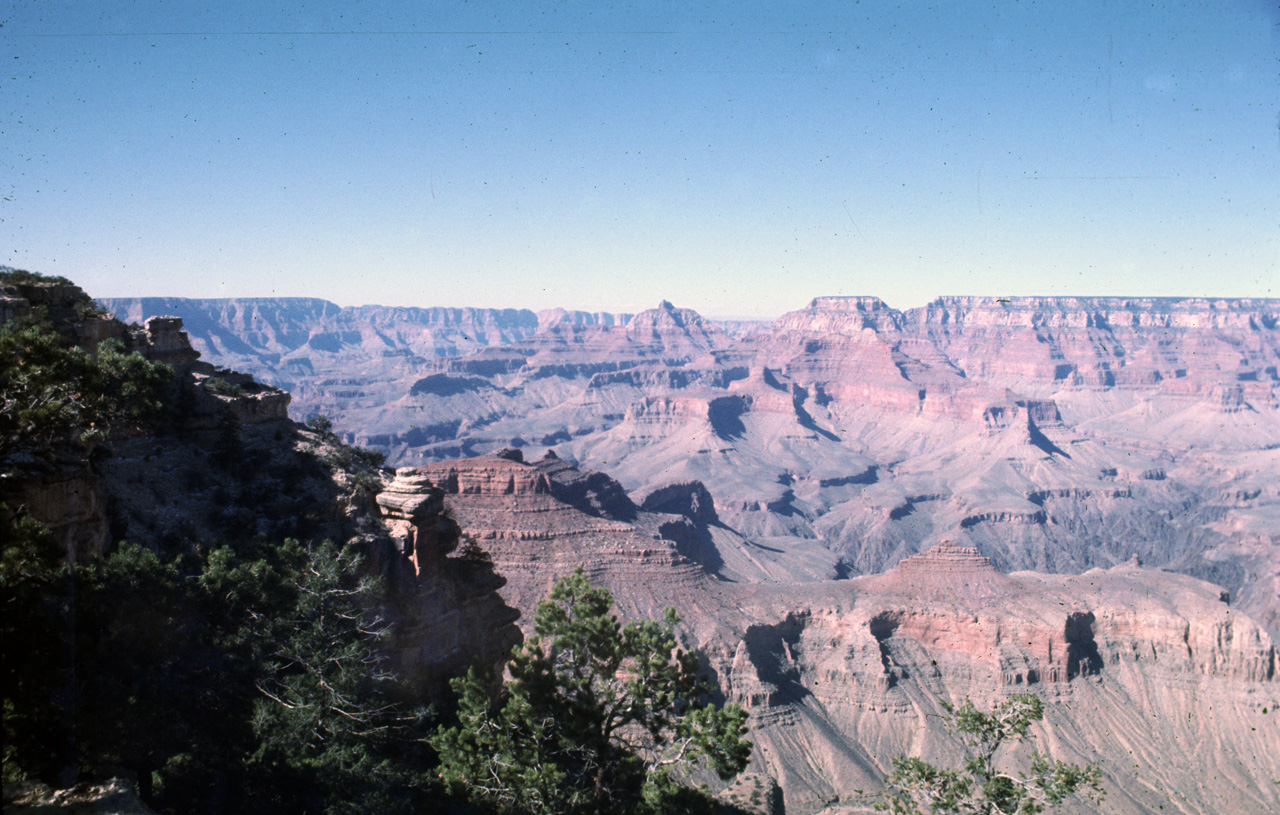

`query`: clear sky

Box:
[3,1,1277,317]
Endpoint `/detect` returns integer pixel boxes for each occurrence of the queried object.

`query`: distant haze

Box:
[3,1,1277,317]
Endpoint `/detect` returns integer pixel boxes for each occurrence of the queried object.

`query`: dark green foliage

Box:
[316,431,387,501]
[73,299,112,320]
[0,268,75,287]
[1,506,70,783]
[2,528,441,814]
[347,469,383,500]
[876,694,1105,815]
[306,414,334,435]
[203,376,245,397]
[246,540,435,814]
[0,318,171,458]
[456,535,493,565]
[433,568,751,815]
[352,446,386,468]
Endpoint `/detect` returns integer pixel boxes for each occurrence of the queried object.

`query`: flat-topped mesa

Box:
[859,541,1019,601]
[536,307,632,331]
[977,396,1064,437]
[414,456,552,497]
[529,451,639,521]
[807,295,896,312]
[909,295,1280,330]
[773,296,904,335]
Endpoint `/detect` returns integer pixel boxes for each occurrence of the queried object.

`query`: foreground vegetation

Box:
[877,694,1104,815]
[434,569,751,815]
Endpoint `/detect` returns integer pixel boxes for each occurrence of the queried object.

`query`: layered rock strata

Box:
[387,457,1280,815]
[392,452,707,621]
[125,291,1279,648]
[714,543,1278,814]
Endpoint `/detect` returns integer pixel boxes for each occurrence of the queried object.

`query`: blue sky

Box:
[3,1,1277,316]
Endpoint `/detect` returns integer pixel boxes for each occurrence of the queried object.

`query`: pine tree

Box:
[433,568,751,815]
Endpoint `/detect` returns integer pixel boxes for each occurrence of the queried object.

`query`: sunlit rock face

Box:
[104,293,1280,651]
[399,453,702,623]
[709,543,1278,815]
[402,454,1280,815]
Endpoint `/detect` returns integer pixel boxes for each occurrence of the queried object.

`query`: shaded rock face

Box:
[3,468,108,562]
[639,480,720,525]
[3,274,521,711]
[374,473,522,697]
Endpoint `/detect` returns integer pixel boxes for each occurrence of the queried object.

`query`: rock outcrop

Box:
[375,468,521,695]
[397,453,708,623]
[3,778,159,815]
[3,272,520,710]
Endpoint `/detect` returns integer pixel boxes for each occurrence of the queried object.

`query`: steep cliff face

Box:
[392,452,705,621]
[375,472,522,695]
[4,274,519,706]
[703,543,1280,815]
[906,296,1279,398]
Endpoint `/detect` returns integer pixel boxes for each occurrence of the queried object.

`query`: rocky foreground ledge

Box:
[3,779,157,815]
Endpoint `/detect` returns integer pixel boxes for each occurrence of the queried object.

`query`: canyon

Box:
[102,294,1280,642]
[382,451,1279,815]
[100,289,1280,813]
[9,282,1269,813]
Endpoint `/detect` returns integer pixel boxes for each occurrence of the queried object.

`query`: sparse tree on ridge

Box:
[876,694,1105,815]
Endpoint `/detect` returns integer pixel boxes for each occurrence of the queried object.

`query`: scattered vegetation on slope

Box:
[876,694,1104,815]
